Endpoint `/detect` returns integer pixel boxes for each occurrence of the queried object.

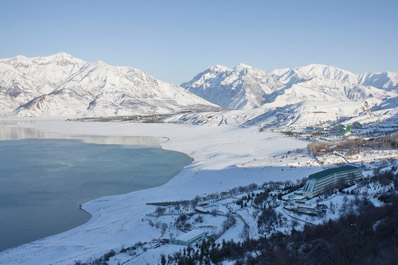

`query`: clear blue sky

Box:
[1,0,397,84]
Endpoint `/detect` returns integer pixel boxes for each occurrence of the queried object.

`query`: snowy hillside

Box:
[181,63,398,128]
[359,71,398,91]
[0,53,86,115]
[0,53,219,117]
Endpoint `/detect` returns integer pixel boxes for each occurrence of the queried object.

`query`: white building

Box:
[173,230,208,246]
[302,165,362,198]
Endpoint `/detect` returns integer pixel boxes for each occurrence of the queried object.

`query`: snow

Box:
[122,245,183,265]
[0,120,309,265]
[216,217,246,243]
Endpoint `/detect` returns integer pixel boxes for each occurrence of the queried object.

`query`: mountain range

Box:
[0,53,219,117]
[178,63,398,128]
[1,53,397,128]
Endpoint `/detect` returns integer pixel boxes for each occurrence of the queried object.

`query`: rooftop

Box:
[177,229,207,242]
[308,165,359,180]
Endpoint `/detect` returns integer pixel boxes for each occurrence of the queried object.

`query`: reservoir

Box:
[0,127,192,252]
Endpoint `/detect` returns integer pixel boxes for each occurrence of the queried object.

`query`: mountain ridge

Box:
[1,53,398,129]
[0,53,219,117]
[178,63,398,128]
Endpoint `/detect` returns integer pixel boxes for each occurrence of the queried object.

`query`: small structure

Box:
[173,230,208,246]
[331,124,352,136]
[301,165,362,198]
[352,121,363,129]
[284,204,326,216]
[330,124,346,134]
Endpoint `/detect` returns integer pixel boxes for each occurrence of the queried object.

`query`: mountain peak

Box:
[287,64,359,84]
[208,64,230,72]
[93,60,108,66]
[0,53,219,117]
[13,55,29,60]
[39,52,82,63]
[182,62,284,110]
[1,55,29,64]
[51,52,74,58]
[296,63,340,73]
[235,63,253,70]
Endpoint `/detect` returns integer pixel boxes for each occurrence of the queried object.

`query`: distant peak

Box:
[30,52,85,65]
[296,64,356,75]
[235,63,253,69]
[306,63,329,67]
[208,64,230,72]
[298,64,332,70]
[46,52,77,60]
[95,60,107,65]
[14,55,28,60]
[10,55,29,63]
[3,55,31,66]
[52,52,73,57]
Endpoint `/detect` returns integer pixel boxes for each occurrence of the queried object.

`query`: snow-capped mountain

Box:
[0,53,219,117]
[180,63,398,128]
[181,63,284,110]
[0,53,86,115]
[267,64,391,104]
[2,53,397,128]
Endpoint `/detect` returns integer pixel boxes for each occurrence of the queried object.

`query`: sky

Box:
[1,0,397,84]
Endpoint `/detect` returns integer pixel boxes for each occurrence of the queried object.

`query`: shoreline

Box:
[0,120,314,265]
[0,124,193,253]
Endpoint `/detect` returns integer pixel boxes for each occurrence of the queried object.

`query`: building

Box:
[302,165,362,198]
[330,124,346,134]
[173,230,208,246]
[352,121,363,129]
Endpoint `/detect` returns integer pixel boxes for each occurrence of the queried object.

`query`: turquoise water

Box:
[0,137,191,252]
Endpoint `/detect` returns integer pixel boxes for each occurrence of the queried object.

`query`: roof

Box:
[308,165,359,180]
[177,229,207,242]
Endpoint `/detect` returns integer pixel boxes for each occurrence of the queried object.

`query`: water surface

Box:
[0,127,191,252]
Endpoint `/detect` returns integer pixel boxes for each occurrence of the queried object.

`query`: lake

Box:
[0,127,192,252]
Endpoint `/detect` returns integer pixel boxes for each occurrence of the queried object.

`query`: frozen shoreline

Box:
[0,120,314,265]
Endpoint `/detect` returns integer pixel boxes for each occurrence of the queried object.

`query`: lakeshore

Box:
[0,132,192,252]
[0,120,312,265]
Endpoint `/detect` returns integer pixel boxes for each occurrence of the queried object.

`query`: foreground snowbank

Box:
[0,121,313,265]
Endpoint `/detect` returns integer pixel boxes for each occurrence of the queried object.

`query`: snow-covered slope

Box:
[0,53,86,115]
[180,63,398,128]
[0,53,219,117]
[181,64,284,110]
[359,71,398,91]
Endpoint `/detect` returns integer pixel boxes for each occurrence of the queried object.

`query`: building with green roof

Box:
[302,165,362,198]
[173,230,208,246]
